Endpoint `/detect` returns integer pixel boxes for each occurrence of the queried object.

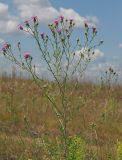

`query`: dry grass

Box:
[0,76,122,159]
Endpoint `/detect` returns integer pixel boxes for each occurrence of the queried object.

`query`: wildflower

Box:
[18,24,23,30]
[32,16,38,23]
[1,43,10,55]
[59,16,64,22]
[24,52,31,60]
[54,19,59,26]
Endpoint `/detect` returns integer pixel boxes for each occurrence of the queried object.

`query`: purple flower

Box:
[59,16,64,22]
[54,19,59,26]
[1,43,10,54]
[32,16,38,23]
[40,33,45,39]
[18,24,23,30]
[24,52,31,60]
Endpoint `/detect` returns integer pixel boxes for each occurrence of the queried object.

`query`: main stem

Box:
[34,33,68,159]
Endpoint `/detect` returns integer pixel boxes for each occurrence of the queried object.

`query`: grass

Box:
[0,76,122,159]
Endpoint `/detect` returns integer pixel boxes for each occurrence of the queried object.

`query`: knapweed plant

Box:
[100,67,118,88]
[1,16,103,159]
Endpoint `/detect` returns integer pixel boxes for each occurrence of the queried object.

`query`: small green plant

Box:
[67,135,86,160]
[117,141,122,160]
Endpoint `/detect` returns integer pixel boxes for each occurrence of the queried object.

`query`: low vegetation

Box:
[0,76,122,159]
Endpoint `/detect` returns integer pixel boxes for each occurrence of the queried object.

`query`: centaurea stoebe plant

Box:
[101,66,118,88]
[1,15,103,159]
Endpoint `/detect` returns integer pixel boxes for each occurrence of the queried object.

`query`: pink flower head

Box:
[3,43,10,49]
[24,52,31,60]
[54,19,59,26]
[1,43,10,54]
[18,24,23,30]
[32,16,38,23]
[59,16,64,22]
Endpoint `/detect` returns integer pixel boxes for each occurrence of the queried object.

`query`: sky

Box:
[0,0,122,82]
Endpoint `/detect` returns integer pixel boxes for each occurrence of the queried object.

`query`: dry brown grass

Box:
[0,76,122,159]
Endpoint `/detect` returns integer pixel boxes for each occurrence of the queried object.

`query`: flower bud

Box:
[54,20,59,26]
[32,16,38,23]
[100,40,104,44]
[59,16,64,22]
[25,20,30,27]
[18,25,23,30]
[92,27,97,34]
[84,23,88,28]
[40,33,45,39]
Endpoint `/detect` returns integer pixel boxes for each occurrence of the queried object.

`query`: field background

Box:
[0,75,122,159]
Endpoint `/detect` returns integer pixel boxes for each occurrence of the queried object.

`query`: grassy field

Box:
[0,76,122,160]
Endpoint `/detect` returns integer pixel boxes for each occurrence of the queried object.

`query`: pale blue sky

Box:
[0,0,122,81]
